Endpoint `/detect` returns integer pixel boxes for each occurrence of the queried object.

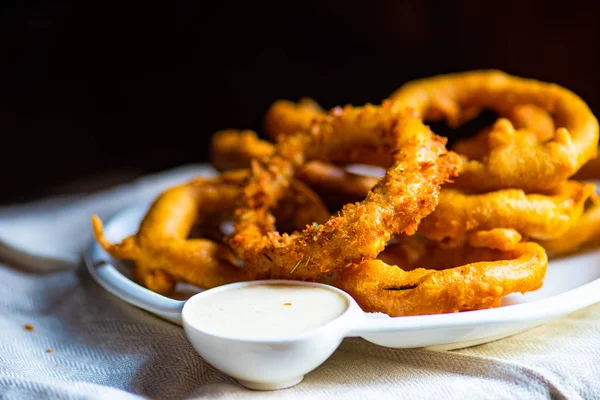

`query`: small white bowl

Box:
[181,280,365,390]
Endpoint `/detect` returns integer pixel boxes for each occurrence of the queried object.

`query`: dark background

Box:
[1,0,599,204]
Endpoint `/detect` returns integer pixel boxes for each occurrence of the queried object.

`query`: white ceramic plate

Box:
[85,202,600,351]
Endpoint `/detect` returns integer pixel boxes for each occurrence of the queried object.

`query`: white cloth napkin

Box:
[1,165,599,400]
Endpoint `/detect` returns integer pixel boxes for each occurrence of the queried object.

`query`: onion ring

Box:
[92,180,244,294]
[541,157,600,255]
[211,130,274,171]
[337,241,548,316]
[417,181,594,247]
[389,70,599,192]
[228,104,461,281]
[539,201,600,255]
[92,172,330,294]
[263,98,324,142]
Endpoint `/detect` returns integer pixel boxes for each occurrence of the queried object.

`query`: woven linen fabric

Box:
[1,165,599,400]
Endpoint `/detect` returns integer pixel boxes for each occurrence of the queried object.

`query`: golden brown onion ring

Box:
[211,130,274,171]
[390,70,599,192]
[263,98,324,141]
[92,180,245,294]
[338,241,548,316]
[539,201,600,255]
[541,157,600,255]
[417,181,594,247]
[229,104,461,281]
[92,173,330,294]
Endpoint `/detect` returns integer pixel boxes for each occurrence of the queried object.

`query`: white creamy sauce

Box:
[186,284,348,339]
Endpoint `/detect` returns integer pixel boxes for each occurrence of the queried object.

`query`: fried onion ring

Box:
[337,241,548,316]
[390,70,599,192]
[541,157,600,255]
[263,98,324,142]
[92,173,330,294]
[211,130,274,171]
[92,180,245,294]
[539,201,600,255]
[229,104,461,281]
[417,181,595,247]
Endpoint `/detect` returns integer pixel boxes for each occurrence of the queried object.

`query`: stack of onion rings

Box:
[225,102,551,315]
[93,70,599,317]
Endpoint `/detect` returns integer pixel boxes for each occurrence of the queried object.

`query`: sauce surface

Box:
[185,283,348,339]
